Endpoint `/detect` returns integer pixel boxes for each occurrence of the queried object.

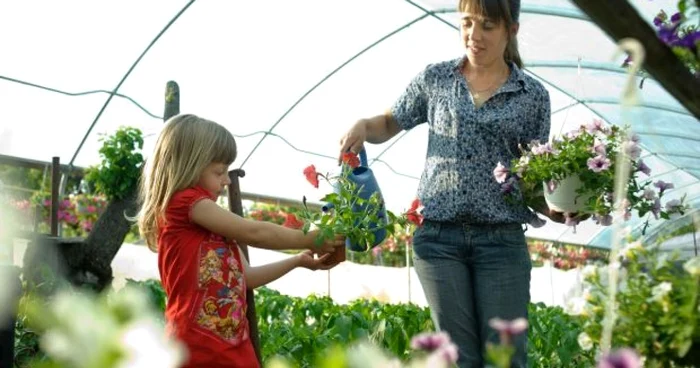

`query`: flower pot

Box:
[328,246,346,264]
[543,175,593,213]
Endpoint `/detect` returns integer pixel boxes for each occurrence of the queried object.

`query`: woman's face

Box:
[460,11,512,67]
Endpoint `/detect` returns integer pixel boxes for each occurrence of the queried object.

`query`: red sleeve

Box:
[167,186,214,225]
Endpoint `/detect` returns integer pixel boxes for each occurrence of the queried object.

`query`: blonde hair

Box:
[133,114,237,251]
[459,0,523,68]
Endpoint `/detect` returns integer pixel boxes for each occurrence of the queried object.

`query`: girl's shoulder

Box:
[170,186,216,207]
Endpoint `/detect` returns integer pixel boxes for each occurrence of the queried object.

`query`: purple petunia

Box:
[587,155,611,172]
[597,348,643,368]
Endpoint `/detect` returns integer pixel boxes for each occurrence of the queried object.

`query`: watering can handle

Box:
[358,149,368,167]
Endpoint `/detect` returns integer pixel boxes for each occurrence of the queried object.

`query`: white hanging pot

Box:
[543,175,593,213]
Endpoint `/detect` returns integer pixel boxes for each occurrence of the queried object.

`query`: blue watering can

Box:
[322,149,388,252]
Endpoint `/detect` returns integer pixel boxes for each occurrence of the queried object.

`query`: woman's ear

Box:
[510,22,520,36]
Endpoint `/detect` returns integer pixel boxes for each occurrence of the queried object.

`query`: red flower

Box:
[282,213,304,229]
[341,152,361,168]
[406,198,424,226]
[303,165,319,188]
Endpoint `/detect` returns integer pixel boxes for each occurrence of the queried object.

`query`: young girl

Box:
[134,114,344,368]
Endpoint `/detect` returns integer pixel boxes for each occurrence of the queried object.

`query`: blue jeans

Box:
[412,220,531,368]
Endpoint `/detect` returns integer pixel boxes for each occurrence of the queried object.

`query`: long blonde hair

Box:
[459,0,523,68]
[133,114,237,251]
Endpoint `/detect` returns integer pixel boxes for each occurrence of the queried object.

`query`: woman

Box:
[338,0,565,366]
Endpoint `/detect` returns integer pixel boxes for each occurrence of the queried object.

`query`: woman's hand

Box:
[338,120,368,164]
[527,194,590,224]
[296,250,338,271]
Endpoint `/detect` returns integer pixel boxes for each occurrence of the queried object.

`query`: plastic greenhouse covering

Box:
[1,0,698,250]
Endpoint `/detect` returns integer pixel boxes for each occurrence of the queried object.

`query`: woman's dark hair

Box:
[458,0,523,68]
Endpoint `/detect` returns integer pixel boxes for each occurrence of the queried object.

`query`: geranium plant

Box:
[493,120,687,230]
[298,152,422,253]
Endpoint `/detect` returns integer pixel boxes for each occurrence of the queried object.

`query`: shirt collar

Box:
[451,56,528,93]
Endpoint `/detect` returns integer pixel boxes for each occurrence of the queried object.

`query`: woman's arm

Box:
[339,112,402,162]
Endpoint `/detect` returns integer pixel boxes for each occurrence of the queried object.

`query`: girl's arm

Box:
[191,199,344,253]
[239,249,335,289]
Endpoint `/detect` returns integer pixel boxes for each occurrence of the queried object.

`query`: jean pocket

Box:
[412,221,444,260]
[493,227,526,248]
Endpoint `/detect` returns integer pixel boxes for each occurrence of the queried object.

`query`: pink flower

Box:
[622,140,641,159]
[87,205,97,214]
[546,180,558,194]
[665,199,684,213]
[531,142,555,156]
[651,198,661,219]
[489,317,528,345]
[597,348,643,368]
[493,162,509,183]
[587,155,611,172]
[591,138,607,156]
[585,119,607,134]
[411,331,452,352]
[654,180,674,195]
[642,188,657,200]
[636,160,651,176]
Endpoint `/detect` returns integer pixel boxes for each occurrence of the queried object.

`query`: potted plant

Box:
[298,152,422,263]
[493,120,688,230]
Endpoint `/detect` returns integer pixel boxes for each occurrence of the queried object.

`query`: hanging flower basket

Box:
[543,175,595,214]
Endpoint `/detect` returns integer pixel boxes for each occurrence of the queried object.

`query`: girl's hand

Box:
[296,250,338,271]
[309,232,346,254]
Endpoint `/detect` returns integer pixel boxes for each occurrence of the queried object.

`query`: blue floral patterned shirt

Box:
[391,57,551,225]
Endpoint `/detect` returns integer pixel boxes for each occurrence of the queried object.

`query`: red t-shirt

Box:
[158,186,259,368]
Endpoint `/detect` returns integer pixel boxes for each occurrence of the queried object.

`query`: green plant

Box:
[574,243,700,367]
[495,121,687,229]
[298,153,417,251]
[84,127,144,201]
[527,303,595,367]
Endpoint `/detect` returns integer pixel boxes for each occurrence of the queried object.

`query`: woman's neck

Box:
[464,58,509,79]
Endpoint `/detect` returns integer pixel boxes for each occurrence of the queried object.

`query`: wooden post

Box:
[164,81,180,121]
[227,168,262,364]
[50,157,60,237]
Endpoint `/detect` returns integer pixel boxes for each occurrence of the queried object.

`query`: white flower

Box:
[651,281,672,302]
[564,296,587,316]
[577,332,593,351]
[581,264,597,279]
[621,241,643,259]
[40,292,118,368]
[117,319,186,368]
[683,257,700,276]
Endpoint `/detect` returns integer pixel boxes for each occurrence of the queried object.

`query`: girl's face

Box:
[197,162,231,197]
[460,11,512,66]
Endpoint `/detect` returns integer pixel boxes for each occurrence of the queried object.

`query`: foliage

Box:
[297,154,417,251]
[14,283,184,368]
[571,242,700,367]
[527,303,595,367]
[495,121,687,230]
[255,287,434,367]
[84,127,144,201]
